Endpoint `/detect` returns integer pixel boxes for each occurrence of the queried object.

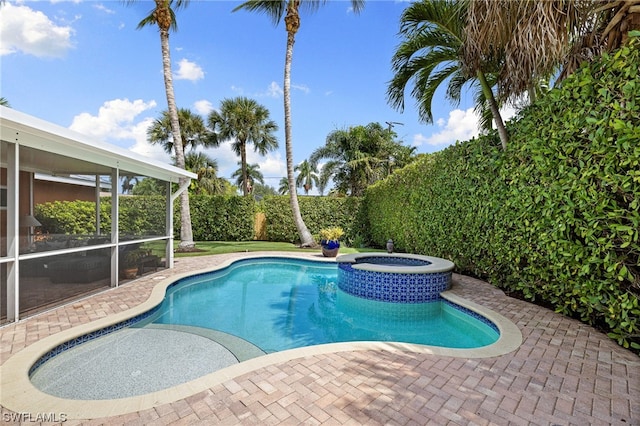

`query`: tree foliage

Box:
[388,0,509,149]
[208,97,278,196]
[295,160,319,195]
[233,0,364,246]
[363,37,640,351]
[311,122,416,196]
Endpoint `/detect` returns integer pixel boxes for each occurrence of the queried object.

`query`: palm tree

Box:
[148,108,214,154]
[463,0,579,104]
[463,1,640,104]
[0,97,10,107]
[278,177,290,195]
[379,140,417,176]
[132,177,166,195]
[294,160,319,195]
[596,1,640,50]
[208,97,278,196]
[316,167,330,196]
[121,175,139,194]
[232,162,264,194]
[251,183,278,200]
[387,0,509,150]
[310,122,412,196]
[127,0,195,250]
[233,0,365,246]
[183,151,226,195]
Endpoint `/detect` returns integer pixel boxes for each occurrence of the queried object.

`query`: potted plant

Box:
[120,248,145,279]
[318,227,344,257]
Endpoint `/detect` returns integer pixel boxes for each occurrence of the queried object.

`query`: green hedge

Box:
[362,136,506,278]
[185,195,255,241]
[35,194,363,245]
[261,196,363,245]
[36,200,110,235]
[35,196,166,236]
[361,38,640,350]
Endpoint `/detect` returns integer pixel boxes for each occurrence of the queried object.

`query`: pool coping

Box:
[0,253,522,420]
[336,252,455,273]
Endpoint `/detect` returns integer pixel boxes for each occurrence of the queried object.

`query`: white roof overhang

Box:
[0,106,196,183]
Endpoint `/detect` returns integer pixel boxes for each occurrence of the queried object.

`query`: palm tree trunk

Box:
[160,28,195,250]
[284,5,314,247]
[477,70,508,151]
[240,142,248,196]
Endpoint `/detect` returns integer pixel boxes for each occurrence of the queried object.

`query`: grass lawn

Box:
[174,241,383,257]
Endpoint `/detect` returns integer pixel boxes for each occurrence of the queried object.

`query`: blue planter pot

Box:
[320,240,340,257]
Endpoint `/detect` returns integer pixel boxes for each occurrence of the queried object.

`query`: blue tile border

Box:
[354,256,431,267]
[442,299,500,334]
[27,303,171,377]
[337,262,452,303]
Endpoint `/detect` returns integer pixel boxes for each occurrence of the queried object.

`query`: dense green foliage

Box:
[35,194,360,246]
[361,136,505,276]
[310,122,417,196]
[36,200,110,235]
[362,39,640,350]
[35,197,166,236]
[185,195,255,241]
[261,196,362,245]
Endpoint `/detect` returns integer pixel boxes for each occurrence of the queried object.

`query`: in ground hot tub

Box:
[336,253,455,303]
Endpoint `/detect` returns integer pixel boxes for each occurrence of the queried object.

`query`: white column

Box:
[110,168,119,287]
[6,143,19,321]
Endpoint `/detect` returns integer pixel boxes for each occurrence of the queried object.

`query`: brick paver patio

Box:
[1,252,638,425]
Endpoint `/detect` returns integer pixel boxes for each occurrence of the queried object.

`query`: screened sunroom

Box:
[0,106,196,324]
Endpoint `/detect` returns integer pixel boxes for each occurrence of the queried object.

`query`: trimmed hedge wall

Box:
[35,196,166,236]
[361,38,640,350]
[261,196,363,245]
[35,195,256,241]
[185,195,255,241]
[35,195,361,246]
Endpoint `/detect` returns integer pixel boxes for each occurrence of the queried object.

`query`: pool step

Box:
[143,323,266,362]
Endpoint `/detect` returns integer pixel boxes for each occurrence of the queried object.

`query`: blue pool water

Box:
[148,258,499,350]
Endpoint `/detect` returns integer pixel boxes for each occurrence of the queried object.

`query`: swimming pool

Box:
[148,257,498,351]
[4,253,522,417]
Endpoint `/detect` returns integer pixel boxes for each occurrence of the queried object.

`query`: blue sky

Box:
[1,0,499,192]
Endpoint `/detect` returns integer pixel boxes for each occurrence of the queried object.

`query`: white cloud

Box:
[292,83,310,94]
[93,4,115,14]
[174,58,204,81]
[265,81,283,98]
[499,104,518,123]
[129,118,173,163]
[193,100,214,116]
[248,150,286,179]
[413,108,480,147]
[232,81,308,99]
[0,3,75,57]
[68,99,169,162]
[413,105,521,149]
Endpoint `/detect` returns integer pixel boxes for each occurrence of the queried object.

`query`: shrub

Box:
[360,37,640,351]
[261,196,362,244]
[182,195,255,241]
[318,226,344,242]
[36,196,166,236]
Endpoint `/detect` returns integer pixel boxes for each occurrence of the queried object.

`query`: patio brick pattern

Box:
[1,252,638,425]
